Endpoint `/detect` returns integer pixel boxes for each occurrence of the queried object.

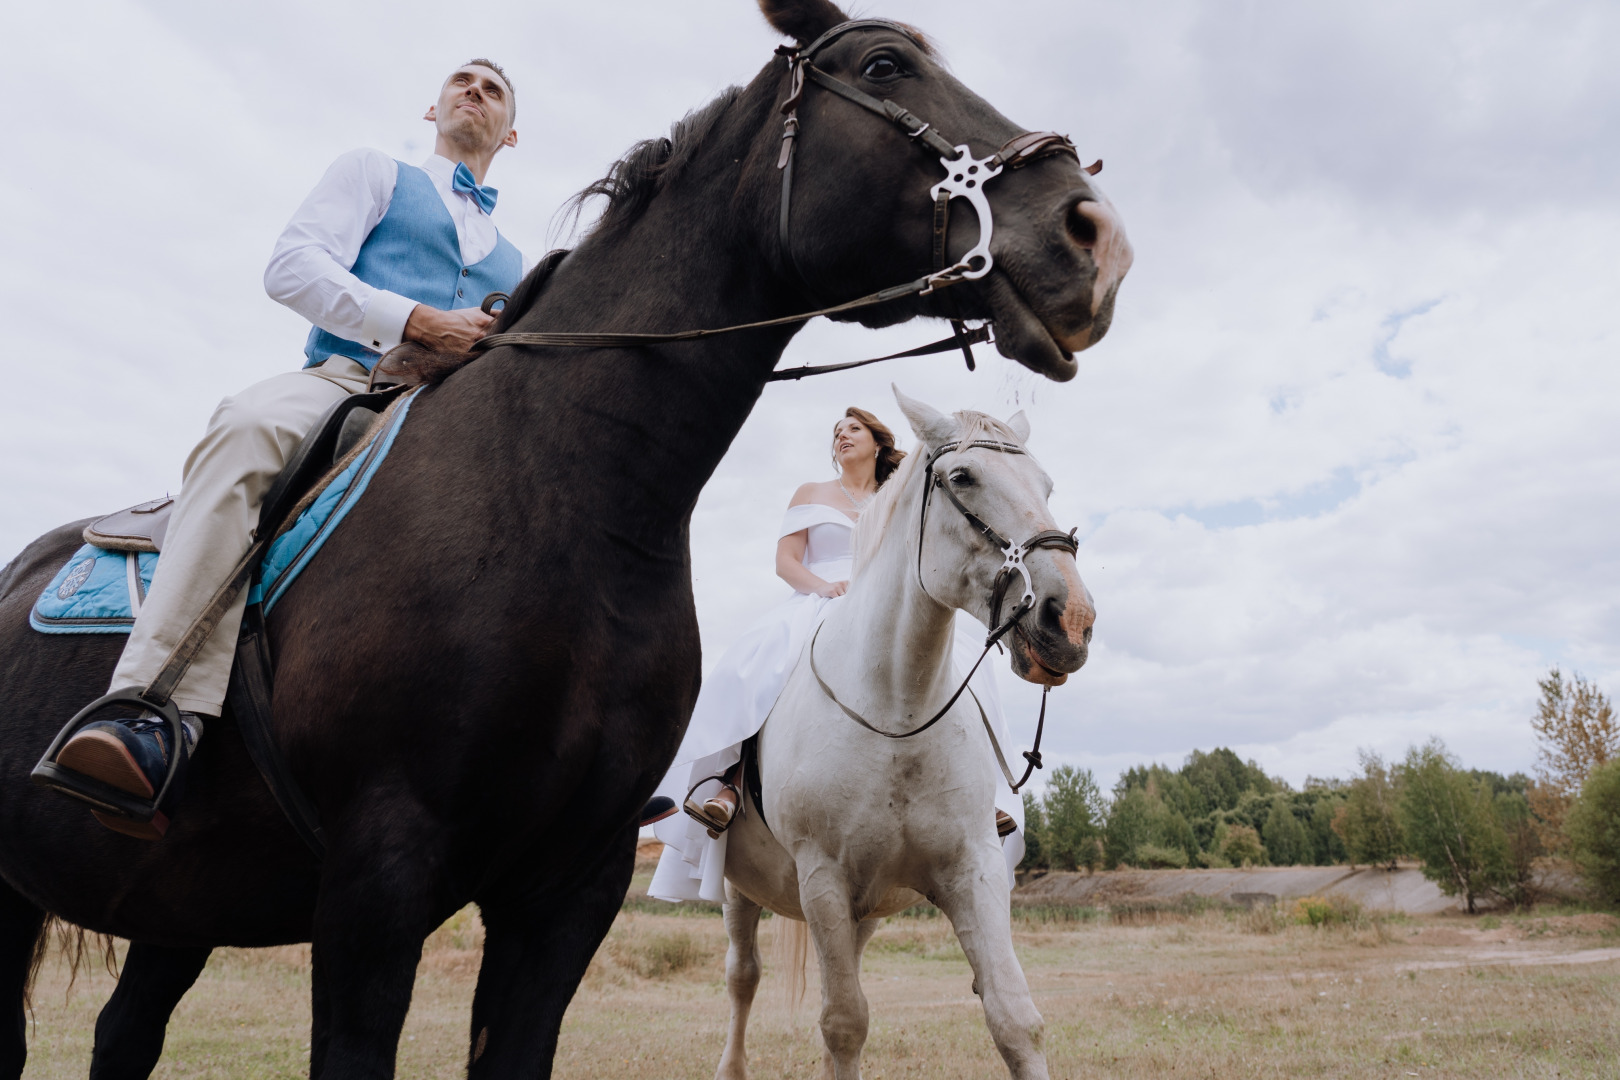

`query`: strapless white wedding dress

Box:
[649,503,1026,904]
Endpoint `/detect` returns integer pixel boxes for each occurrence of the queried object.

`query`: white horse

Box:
[714,389,1096,1080]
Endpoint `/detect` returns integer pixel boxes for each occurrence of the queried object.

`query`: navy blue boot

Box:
[639,796,677,826]
[56,714,201,840]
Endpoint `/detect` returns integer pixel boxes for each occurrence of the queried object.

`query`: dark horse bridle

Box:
[808,437,1080,792]
[475,19,1097,382]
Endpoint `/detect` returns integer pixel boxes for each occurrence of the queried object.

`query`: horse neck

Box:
[831,473,961,714]
[458,83,802,536]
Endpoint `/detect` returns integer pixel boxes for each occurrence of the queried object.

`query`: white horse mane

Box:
[851,410,1025,576]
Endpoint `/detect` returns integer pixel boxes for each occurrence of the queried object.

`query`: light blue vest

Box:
[304,162,523,371]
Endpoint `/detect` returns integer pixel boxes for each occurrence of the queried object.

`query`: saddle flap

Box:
[83,498,174,553]
[257,389,399,541]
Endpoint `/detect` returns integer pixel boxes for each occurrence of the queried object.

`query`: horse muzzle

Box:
[1007,584,1094,685]
[985,183,1133,381]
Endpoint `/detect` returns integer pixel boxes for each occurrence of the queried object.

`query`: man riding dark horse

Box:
[51,61,526,838]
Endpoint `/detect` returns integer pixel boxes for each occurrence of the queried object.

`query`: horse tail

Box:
[26,915,120,1012]
[772,915,809,1023]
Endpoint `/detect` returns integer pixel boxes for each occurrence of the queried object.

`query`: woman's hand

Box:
[814,580,848,599]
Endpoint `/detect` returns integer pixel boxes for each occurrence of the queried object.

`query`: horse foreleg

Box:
[465,819,637,1078]
[715,888,763,1080]
[796,863,867,1080]
[930,854,1048,1080]
[0,882,45,1080]
[88,941,212,1080]
[308,817,442,1080]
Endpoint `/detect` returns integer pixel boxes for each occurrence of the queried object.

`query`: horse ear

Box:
[893,384,956,446]
[1005,410,1031,442]
[758,0,848,44]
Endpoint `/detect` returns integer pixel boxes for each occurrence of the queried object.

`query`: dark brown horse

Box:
[0,1,1129,1076]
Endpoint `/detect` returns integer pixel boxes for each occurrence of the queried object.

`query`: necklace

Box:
[838,476,874,512]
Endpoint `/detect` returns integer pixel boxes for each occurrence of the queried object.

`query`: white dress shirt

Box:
[264,151,512,355]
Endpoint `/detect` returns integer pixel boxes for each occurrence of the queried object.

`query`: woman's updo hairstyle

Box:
[835,407,907,486]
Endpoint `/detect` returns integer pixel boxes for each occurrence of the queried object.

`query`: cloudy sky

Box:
[3,0,1615,794]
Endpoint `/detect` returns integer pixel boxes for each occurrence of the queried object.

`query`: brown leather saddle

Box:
[83,498,174,554]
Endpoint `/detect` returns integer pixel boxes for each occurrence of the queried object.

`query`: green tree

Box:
[1103,786,1155,868]
[1181,748,1273,814]
[1492,788,1542,907]
[1332,750,1405,868]
[1529,669,1619,853]
[1398,740,1510,913]
[1566,759,1620,907]
[1222,824,1266,866]
[1303,785,1350,865]
[1262,796,1311,866]
[1019,791,1049,871]
[1043,765,1106,872]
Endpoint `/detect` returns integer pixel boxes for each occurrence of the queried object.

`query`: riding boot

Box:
[639,796,677,826]
[56,713,206,841]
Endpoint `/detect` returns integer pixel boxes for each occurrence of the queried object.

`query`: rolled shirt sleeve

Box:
[263,149,418,353]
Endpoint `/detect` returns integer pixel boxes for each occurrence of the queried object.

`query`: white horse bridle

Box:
[808,437,1079,791]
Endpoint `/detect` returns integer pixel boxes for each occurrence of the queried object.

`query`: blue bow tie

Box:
[451,161,498,215]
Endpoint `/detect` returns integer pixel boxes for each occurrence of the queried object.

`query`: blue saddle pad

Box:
[30,547,159,633]
[31,392,417,635]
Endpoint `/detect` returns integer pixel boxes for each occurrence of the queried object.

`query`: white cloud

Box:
[2,0,1615,796]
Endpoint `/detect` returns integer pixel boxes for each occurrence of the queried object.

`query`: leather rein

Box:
[808,437,1079,792]
[472,19,1097,383]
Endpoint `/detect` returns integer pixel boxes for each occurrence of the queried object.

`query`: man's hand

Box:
[403,305,493,352]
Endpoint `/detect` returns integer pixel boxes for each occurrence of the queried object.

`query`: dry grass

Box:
[17,902,1620,1078]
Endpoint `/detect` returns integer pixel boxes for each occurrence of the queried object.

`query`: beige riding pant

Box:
[108,357,371,715]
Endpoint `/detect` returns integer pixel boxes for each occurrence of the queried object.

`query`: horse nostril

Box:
[1066,200,1098,249]
[1083,625,1093,646]
[1041,596,1070,636]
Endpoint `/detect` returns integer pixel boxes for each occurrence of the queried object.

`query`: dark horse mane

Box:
[558,87,746,242]
[379,87,747,387]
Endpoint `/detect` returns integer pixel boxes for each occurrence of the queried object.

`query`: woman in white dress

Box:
[649,408,1024,904]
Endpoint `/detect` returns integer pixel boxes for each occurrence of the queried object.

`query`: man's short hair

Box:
[459,58,515,124]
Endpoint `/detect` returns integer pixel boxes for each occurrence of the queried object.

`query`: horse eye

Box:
[949,469,973,486]
[863,57,901,81]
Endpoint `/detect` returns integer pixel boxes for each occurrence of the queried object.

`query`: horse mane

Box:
[850,410,1025,576]
[555,87,745,242]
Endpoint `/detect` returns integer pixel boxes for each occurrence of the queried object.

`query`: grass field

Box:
[18,885,1620,1079]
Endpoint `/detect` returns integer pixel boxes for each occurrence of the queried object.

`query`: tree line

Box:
[1019,668,1620,912]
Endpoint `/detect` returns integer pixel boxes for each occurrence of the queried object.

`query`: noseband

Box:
[808,437,1079,792]
[472,20,1100,384]
[915,440,1080,645]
